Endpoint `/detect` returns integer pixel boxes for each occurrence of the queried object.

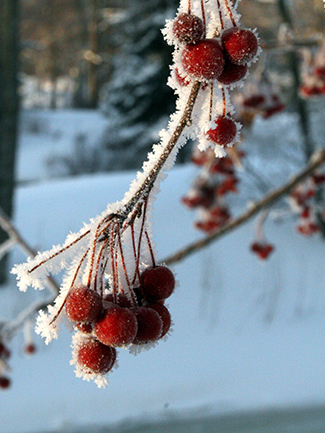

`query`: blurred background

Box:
[1,1,325,432]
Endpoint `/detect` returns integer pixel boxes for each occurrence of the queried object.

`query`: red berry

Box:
[242,94,265,108]
[222,27,258,65]
[131,307,163,344]
[144,302,171,338]
[172,13,204,44]
[181,39,225,80]
[24,343,36,354]
[0,376,11,389]
[0,343,10,360]
[174,67,191,86]
[104,292,133,308]
[140,265,175,301]
[77,338,116,374]
[65,285,102,323]
[76,322,93,333]
[94,303,138,347]
[217,58,248,85]
[206,116,237,146]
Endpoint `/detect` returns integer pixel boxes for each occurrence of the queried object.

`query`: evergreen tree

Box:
[101,0,179,171]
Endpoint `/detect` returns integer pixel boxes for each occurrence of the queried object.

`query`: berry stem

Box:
[222,87,226,116]
[145,230,156,268]
[209,82,214,121]
[49,247,90,325]
[116,225,137,306]
[188,0,191,15]
[224,0,237,27]
[200,0,206,38]
[216,0,224,31]
[28,229,91,274]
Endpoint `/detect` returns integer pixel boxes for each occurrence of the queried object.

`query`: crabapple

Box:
[24,343,36,355]
[206,116,237,146]
[172,13,204,44]
[131,307,163,344]
[65,285,102,323]
[104,292,133,308]
[221,27,258,65]
[140,265,175,301]
[217,58,248,85]
[144,302,171,338]
[77,338,116,374]
[181,39,225,80]
[94,303,138,347]
[0,376,11,389]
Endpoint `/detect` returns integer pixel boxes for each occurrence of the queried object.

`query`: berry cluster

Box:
[66,265,174,379]
[163,0,260,157]
[182,146,243,233]
[299,42,325,99]
[235,70,285,123]
[290,172,325,236]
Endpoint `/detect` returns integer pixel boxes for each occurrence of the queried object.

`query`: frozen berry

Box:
[242,94,265,108]
[206,116,237,146]
[217,58,248,85]
[76,322,93,333]
[104,292,133,308]
[0,376,11,389]
[172,13,204,44]
[222,27,258,65]
[131,307,163,344]
[144,302,171,338]
[140,265,175,301]
[94,303,138,347]
[65,285,102,323]
[182,39,225,80]
[77,338,116,374]
[174,68,191,86]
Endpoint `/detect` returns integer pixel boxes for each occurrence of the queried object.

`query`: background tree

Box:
[0,0,20,284]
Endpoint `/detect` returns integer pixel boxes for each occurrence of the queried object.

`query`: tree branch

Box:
[163,149,325,265]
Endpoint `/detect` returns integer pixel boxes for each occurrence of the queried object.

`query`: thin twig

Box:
[0,207,60,295]
[163,150,325,265]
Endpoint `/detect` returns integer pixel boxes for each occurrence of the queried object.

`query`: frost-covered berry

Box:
[174,67,191,87]
[131,307,163,344]
[94,303,138,347]
[172,13,204,44]
[140,265,175,301]
[206,116,237,146]
[104,292,133,308]
[181,39,225,80]
[77,338,116,374]
[65,285,102,323]
[217,58,248,85]
[221,27,258,65]
[144,302,171,338]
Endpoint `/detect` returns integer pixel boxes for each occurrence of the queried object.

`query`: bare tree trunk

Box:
[0,0,20,284]
[87,0,100,108]
[278,0,313,161]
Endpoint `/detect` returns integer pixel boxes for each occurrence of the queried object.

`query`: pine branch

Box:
[163,149,325,265]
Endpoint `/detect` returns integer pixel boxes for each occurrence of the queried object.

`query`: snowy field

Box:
[2,109,325,433]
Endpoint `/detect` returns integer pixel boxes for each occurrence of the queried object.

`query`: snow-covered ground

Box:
[1,109,325,433]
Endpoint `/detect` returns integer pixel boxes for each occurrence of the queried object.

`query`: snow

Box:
[1,106,325,432]
[2,125,325,431]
